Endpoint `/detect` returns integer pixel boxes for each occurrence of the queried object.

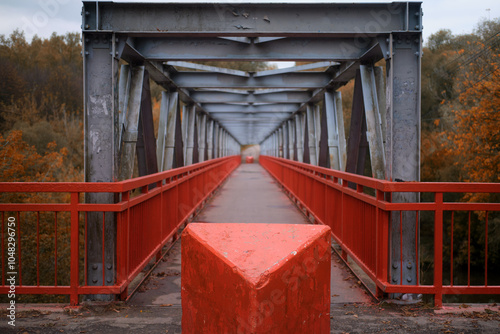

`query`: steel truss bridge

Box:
[0,1,499,308]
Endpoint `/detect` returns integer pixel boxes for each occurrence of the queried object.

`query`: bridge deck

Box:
[129,162,371,307]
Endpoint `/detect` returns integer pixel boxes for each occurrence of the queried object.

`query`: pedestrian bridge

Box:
[0,1,499,317]
[0,156,498,310]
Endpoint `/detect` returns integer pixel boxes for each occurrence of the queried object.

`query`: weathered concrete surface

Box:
[196,163,310,224]
[182,223,331,333]
[1,302,499,333]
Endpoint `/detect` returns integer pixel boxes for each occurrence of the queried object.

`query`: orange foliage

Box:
[0,130,79,183]
[446,47,500,187]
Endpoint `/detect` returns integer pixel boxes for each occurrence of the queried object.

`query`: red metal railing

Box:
[260,155,500,307]
[0,156,240,305]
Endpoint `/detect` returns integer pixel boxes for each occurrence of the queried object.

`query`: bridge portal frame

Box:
[82,1,422,300]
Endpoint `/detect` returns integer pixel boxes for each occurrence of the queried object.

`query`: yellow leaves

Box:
[434,119,440,127]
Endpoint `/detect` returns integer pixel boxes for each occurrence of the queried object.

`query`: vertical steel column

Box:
[386,33,422,293]
[213,122,220,158]
[224,131,228,157]
[314,105,321,165]
[278,128,283,158]
[218,128,224,157]
[118,66,145,180]
[182,105,189,164]
[185,105,196,165]
[197,114,207,162]
[117,64,130,150]
[325,90,347,171]
[206,119,214,160]
[283,123,289,159]
[306,104,317,165]
[83,32,118,299]
[287,119,295,160]
[360,65,386,179]
[156,91,169,171]
[158,91,178,171]
[295,113,304,162]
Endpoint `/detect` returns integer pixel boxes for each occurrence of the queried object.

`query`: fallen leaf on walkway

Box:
[160,304,173,307]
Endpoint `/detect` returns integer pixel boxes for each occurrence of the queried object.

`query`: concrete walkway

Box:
[129,163,371,308]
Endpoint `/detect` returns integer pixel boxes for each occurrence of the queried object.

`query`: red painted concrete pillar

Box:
[182,223,331,333]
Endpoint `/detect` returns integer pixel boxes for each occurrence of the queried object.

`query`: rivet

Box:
[406,276,412,283]
[85,24,90,29]
[107,264,112,270]
[92,279,98,283]
[392,262,399,269]
[106,278,112,283]
[85,11,90,16]
[406,262,412,269]
[92,264,98,270]
[392,277,398,283]
[415,25,420,30]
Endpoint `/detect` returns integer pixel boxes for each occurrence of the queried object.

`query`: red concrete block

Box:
[182,223,331,333]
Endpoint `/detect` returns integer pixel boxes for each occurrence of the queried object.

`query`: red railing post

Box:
[376,189,389,299]
[70,192,80,306]
[434,193,444,308]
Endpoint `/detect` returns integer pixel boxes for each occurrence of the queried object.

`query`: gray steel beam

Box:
[306,104,318,166]
[171,72,331,89]
[134,37,379,61]
[213,122,220,158]
[207,119,214,160]
[278,127,283,158]
[190,90,312,104]
[360,65,386,180]
[314,105,321,166]
[159,91,178,171]
[181,105,188,164]
[83,32,118,299]
[185,105,196,165]
[118,66,145,180]
[254,61,339,77]
[202,104,299,113]
[387,33,422,294]
[117,64,130,150]
[197,114,207,162]
[84,2,421,36]
[288,119,295,160]
[166,61,249,77]
[156,91,169,171]
[325,90,347,171]
[295,113,304,163]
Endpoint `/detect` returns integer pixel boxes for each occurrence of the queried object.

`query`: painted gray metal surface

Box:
[85,2,421,35]
[83,32,118,299]
[133,37,380,61]
[83,1,422,301]
[360,65,386,180]
[325,90,347,171]
[386,33,422,293]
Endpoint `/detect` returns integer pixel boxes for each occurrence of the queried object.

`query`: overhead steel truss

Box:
[82,1,422,299]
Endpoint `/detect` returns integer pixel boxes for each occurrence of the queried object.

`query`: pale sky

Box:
[0,1,498,45]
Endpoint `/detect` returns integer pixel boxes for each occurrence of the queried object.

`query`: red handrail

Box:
[260,155,500,308]
[0,156,240,305]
